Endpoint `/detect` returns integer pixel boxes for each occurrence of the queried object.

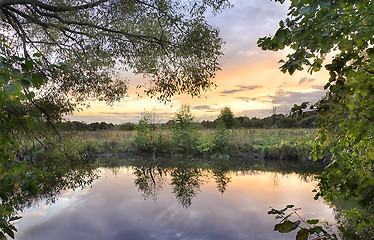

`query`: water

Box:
[14,160,335,240]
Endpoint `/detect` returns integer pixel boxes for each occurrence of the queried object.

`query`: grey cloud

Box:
[220,85,262,95]
[206,0,289,63]
[237,85,262,91]
[299,77,316,84]
[193,105,212,110]
[276,90,326,103]
[311,85,324,90]
[67,111,174,124]
[221,89,241,95]
[237,90,328,116]
[235,97,258,102]
[237,109,274,118]
[97,112,137,116]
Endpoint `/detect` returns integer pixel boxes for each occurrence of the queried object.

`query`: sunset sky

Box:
[68,0,329,124]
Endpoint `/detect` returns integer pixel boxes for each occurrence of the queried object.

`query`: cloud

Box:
[67,111,174,124]
[235,97,258,102]
[299,77,315,84]
[274,90,327,107]
[220,89,241,94]
[277,82,288,88]
[237,109,274,118]
[220,85,262,95]
[193,105,213,110]
[311,85,324,90]
[237,85,262,91]
[236,90,328,116]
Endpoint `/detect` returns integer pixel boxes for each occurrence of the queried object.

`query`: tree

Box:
[217,106,234,129]
[0,1,231,237]
[171,104,199,154]
[259,0,374,238]
[0,0,230,103]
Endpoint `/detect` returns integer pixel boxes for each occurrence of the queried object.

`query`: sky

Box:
[68,0,329,124]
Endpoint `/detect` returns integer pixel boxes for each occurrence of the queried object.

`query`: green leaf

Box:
[268,209,283,215]
[3,225,15,239]
[25,91,35,99]
[4,84,15,93]
[20,78,31,88]
[306,219,319,225]
[9,216,22,222]
[21,59,33,72]
[56,62,68,70]
[31,72,45,88]
[25,118,34,129]
[274,220,300,233]
[319,1,331,8]
[10,69,20,79]
[296,228,309,240]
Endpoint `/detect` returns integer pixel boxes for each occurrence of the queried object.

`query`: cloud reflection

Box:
[16,166,335,240]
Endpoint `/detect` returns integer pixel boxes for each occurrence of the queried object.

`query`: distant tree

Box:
[299,115,320,129]
[235,116,250,127]
[278,117,298,128]
[115,122,136,131]
[200,120,216,129]
[217,106,235,129]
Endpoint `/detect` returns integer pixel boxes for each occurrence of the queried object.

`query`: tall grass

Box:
[73,128,320,161]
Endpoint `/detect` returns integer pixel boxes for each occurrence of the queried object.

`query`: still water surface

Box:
[15,163,335,240]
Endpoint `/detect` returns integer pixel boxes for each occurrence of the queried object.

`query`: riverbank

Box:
[71,128,327,162]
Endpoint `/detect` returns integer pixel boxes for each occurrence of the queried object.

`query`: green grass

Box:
[71,128,319,161]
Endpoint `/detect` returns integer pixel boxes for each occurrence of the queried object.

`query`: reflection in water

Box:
[211,168,231,194]
[133,167,166,201]
[14,158,335,240]
[170,167,205,208]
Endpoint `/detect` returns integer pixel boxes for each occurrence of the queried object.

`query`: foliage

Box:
[259,0,374,237]
[211,120,230,155]
[0,0,230,102]
[217,106,235,129]
[171,104,200,154]
[278,117,299,128]
[268,205,338,240]
[0,38,53,238]
[115,122,136,131]
[196,120,230,158]
[299,115,320,129]
[0,38,96,238]
[132,112,158,153]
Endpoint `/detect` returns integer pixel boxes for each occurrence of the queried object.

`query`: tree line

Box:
[57,107,320,131]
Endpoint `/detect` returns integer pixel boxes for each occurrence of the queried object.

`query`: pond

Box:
[14,157,335,240]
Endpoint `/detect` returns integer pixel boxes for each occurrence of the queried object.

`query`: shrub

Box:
[171,104,200,154]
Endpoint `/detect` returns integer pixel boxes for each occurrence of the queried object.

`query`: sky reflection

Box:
[15,168,334,240]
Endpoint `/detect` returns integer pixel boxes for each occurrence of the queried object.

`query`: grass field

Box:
[71,128,320,161]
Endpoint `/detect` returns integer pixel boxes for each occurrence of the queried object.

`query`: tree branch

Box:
[1,0,109,12]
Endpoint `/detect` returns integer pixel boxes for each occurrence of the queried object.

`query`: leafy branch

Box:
[268,205,338,240]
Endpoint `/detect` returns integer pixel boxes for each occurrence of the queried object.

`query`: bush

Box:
[132,115,154,152]
[171,104,200,154]
[115,122,136,131]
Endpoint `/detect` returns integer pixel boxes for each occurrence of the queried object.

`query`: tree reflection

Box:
[133,166,166,201]
[170,167,205,208]
[2,165,97,238]
[211,168,231,194]
[128,156,326,209]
